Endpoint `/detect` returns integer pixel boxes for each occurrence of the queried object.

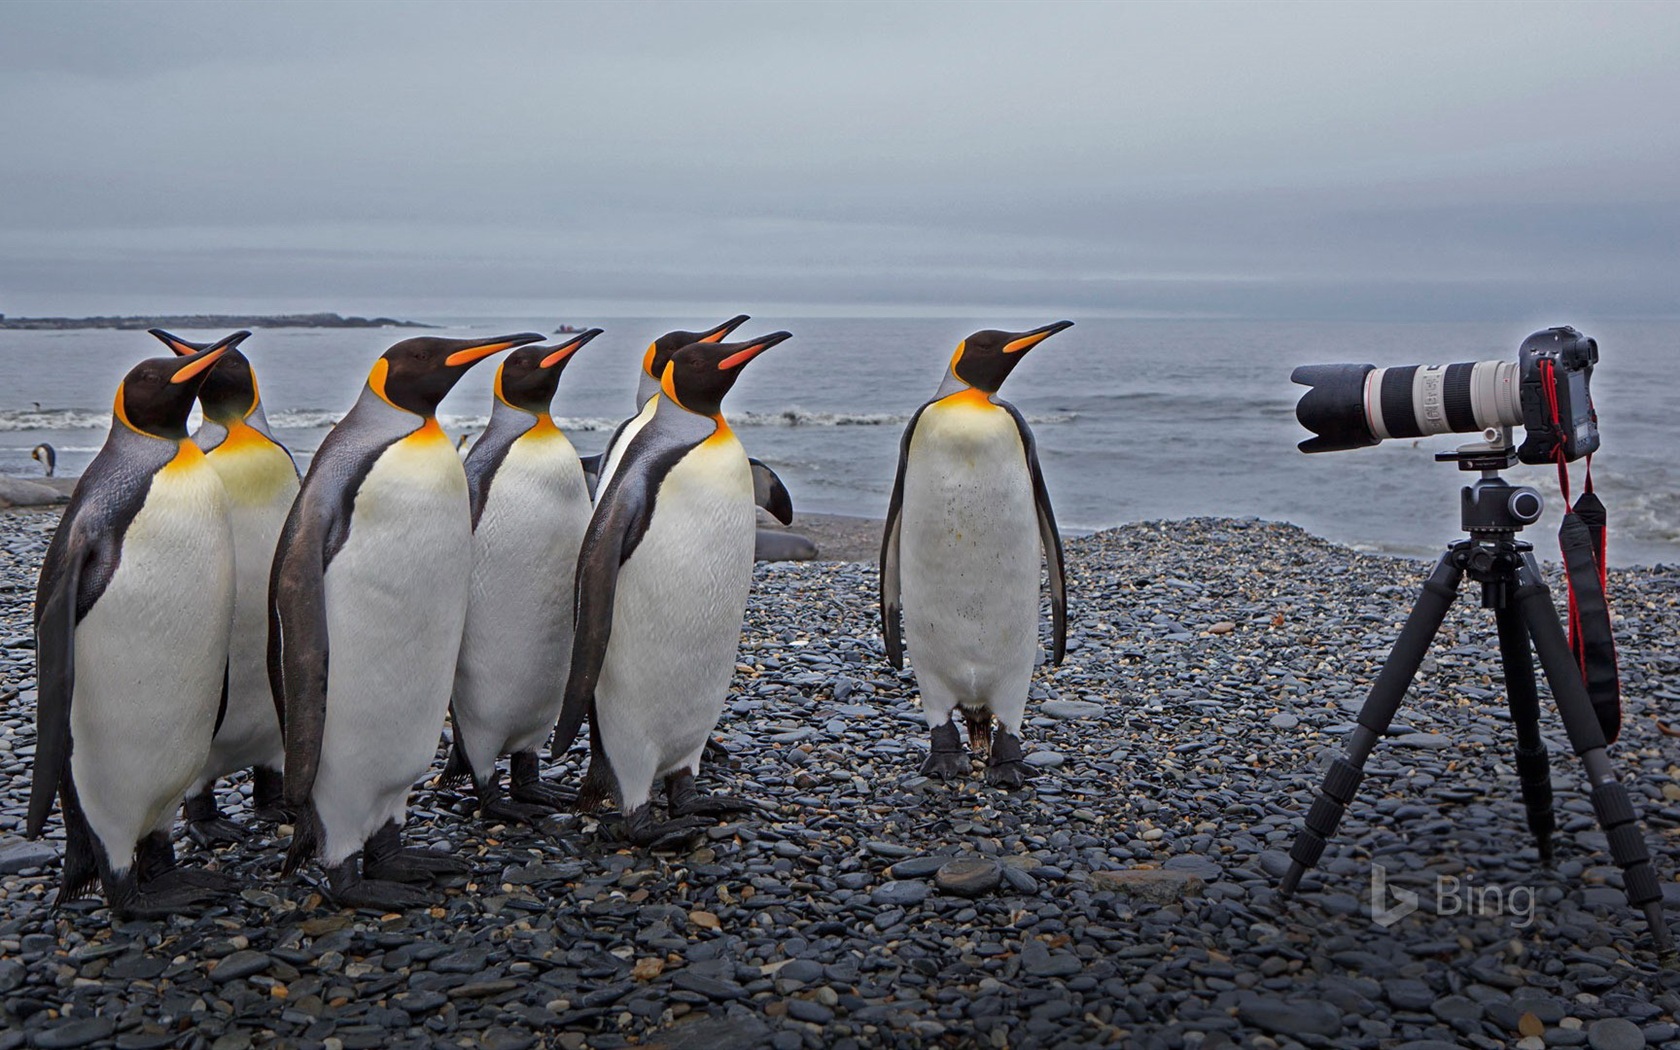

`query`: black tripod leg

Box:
[1496,604,1555,863]
[1513,555,1672,955]
[1280,550,1464,897]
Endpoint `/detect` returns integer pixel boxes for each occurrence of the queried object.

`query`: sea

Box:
[2,317,1676,566]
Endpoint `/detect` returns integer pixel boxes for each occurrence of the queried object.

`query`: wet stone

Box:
[936,858,1002,897]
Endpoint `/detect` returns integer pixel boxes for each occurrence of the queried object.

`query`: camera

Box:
[1292,326,1600,464]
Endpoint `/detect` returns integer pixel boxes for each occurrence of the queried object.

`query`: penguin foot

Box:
[324,865,436,912]
[666,770,756,817]
[364,823,469,883]
[187,817,249,849]
[507,751,575,810]
[507,779,575,810]
[984,727,1034,789]
[623,806,713,851]
[253,767,289,823]
[144,866,240,894]
[920,721,971,780]
[480,794,560,827]
[109,883,218,921]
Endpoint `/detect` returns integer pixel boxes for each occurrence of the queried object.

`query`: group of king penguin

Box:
[24,314,1075,919]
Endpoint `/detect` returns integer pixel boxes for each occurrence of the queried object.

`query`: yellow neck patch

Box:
[939,386,994,410]
[367,358,403,412]
[160,439,206,476]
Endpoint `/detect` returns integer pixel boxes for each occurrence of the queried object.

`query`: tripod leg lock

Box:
[1286,759,1366,876]
[1591,782,1664,907]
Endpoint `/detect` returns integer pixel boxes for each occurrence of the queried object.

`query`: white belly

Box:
[899,398,1042,727]
[594,435,755,810]
[313,427,473,863]
[199,438,298,782]
[452,427,591,775]
[71,452,234,872]
[593,397,656,505]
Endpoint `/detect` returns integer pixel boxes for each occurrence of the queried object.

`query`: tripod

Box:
[1278,435,1673,953]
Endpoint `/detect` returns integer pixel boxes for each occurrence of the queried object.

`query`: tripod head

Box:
[1435,427,1544,540]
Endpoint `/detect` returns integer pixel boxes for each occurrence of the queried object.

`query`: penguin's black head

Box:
[949,321,1074,393]
[115,344,230,440]
[642,314,751,382]
[369,332,545,416]
[149,329,260,425]
[497,328,603,414]
[662,331,792,417]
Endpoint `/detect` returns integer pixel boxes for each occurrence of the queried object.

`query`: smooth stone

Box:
[1019,940,1082,978]
[1268,713,1299,730]
[0,839,57,875]
[1586,1018,1645,1050]
[31,1018,116,1049]
[1089,869,1205,903]
[1389,733,1452,749]
[871,880,932,907]
[935,859,1002,898]
[755,529,818,562]
[887,857,948,879]
[209,950,271,983]
[1024,751,1065,768]
[1040,700,1103,720]
[1237,997,1343,1038]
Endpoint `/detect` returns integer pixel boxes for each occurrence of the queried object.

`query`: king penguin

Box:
[587,316,794,526]
[150,329,301,845]
[554,332,792,848]
[270,331,543,909]
[880,322,1072,787]
[29,339,238,918]
[443,328,603,824]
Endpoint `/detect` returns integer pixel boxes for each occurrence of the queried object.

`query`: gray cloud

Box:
[3,0,1678,318]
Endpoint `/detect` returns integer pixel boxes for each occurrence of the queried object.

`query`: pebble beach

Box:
[2,507,1679,1050]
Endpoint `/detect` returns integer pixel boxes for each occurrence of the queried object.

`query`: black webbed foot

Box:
[508,751,575,810]
[183,787,247,846]
[666,770,757,817]
[623,805,713,851]
[143,866,240,894]
[108,879,218,920]
[252,767,290,824]
[363,822,470,883]
[324,860,436,911]
[921,721,971,779]
[984,725,1034,789]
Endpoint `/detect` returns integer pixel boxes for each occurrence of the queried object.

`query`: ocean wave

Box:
[731,408,1079,427]
[0,409,111,432]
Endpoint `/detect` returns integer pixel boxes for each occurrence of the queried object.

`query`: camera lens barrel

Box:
[1366,361,1522,440]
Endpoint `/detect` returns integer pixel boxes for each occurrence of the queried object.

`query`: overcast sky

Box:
[2,0,1677,320]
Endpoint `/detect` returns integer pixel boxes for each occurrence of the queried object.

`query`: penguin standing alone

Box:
[150,329,300,844]
[444,328,603,823]
[880,322,1072,786]
[554,332,792,847]
[270,332,543,908]
[29,340,238,917]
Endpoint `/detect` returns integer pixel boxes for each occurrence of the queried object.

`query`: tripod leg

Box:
[1514,554,1673,955]
[1280,550,1464,897]
[1496,604,1555,863]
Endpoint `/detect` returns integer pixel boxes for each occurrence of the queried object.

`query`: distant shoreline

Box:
[0,312,434,331]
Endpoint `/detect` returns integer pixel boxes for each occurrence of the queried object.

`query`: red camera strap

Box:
[1541,359,1621,742]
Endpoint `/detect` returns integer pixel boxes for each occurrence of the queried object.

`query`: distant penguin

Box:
[29,339,238,918]
[456,432,472,456]
[554,332,792,848]
[270,331,543,909]
[31,443,55,477]
[149,329,300,845]
[880,322,1072,787]
[443,328,602,824]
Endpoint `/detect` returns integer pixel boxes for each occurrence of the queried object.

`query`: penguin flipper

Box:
[553,449,669,758]
[268,505,332,814]
[879,404,929,670]
[748,459,794,525]
[1001,403,1068,665]
[28,533,90,839]
[578,454,602,498]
